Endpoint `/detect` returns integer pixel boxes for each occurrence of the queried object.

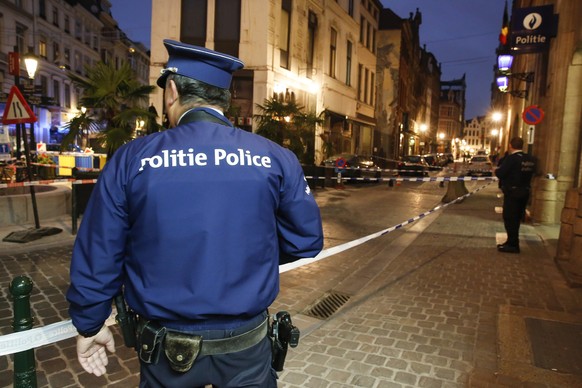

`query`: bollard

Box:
[10,276,37,388]
[441,181,469,203]
[335,172,344,189]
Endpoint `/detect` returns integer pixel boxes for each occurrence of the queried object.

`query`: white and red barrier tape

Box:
[0,180,493,356]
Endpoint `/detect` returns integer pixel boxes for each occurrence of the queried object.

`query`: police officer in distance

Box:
[495,137,536,254]
[67,39,324,387]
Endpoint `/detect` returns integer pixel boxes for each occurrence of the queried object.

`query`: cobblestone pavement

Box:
[1,183,582,387]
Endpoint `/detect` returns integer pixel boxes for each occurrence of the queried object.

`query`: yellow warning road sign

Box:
[2,86,37,125]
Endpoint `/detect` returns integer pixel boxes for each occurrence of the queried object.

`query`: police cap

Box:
[157,39,244,89]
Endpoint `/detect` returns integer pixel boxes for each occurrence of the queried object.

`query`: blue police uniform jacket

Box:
[495,151,535,190]
[67,108,324,335]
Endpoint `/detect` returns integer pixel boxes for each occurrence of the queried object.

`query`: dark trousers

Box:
[502,191,529,247]
[139,315,277,388]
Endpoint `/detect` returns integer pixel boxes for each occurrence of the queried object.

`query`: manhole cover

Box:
[525,318,582,375]
[305,291,351,320]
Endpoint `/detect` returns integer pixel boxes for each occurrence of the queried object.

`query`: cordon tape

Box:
[0,178,494,356]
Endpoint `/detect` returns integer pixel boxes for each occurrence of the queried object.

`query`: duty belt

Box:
[188,317,268,357]
[138,317,269,372]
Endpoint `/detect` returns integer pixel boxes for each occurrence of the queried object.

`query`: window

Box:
[348,0,354,17]
[370,72,375,106]
[346,40,352,86]
[357,64,363,100]
[53,80,60,106]
[39,37,47,58]
[64,15,70,33]
[64,84,71,108]
[181,0,207,47]
[64,48,71,66]
[100,48,111,64]
[306,11,317,79]
[329,28,337,78]
[40,75,48,96]
[52,42,60,62]
[39,0,46,19]
[214,0,241,57]
[75,20,82,40]
[16,24,26,53]
[364,68,369,103]
[74,51,82,73]
[360,17,365,44]
[279,0,291,69]
[52,6,59,27]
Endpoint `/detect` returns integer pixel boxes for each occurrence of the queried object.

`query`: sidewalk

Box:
[1,184,581,387]
[273,184,582,387]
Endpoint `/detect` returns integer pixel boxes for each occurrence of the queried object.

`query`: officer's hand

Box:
[76,326,116,376]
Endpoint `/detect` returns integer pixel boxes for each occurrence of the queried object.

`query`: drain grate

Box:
[525,318,582,375]
[305,291,351,319]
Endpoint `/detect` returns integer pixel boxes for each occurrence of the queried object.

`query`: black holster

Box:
[136,319,166,364]
[114,294,137,349]
[269,311,300,372]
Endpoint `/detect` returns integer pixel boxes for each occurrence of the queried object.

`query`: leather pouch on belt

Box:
[164,331,202,373]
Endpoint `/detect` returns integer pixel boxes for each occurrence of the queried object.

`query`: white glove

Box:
[76,325,116,376]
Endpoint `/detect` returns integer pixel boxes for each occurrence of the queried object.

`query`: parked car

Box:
[422,154,442,171]
[397,155,429,177]
[322,154,381,178]
[438,153,454,165]
[467,155,493,176]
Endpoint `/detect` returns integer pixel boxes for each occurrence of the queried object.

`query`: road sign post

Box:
[2,86,42,231]
[522,105,544,125]
[334,157,346,189]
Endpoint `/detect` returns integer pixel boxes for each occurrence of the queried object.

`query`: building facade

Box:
[150,0,384,165]
[376,8,441,160]
[438,76,466,154]
[462,116,497,156]
[490,0,582,225]
[0,0,149,149]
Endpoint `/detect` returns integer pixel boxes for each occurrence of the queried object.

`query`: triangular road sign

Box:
[2,85,37,125]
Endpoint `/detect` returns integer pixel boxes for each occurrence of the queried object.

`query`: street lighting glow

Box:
[438,132,445,140]
[273,83,286,94]
[492,112,502,122]
[23,53,39,79]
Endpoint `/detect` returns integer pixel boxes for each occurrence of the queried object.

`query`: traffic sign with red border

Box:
[522,105,544,125]
[2,86,37,125]
[335,157,347,169]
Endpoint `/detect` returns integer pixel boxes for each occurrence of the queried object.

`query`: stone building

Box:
[0,0,149,146]
[376,7,441,160]
[491,0,581,226]
[438,75,466,154]
[149,0,384,164]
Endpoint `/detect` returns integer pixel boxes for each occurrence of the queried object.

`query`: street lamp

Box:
[490,128,499,155]
[496,52,534,99]
[23,53,39,79]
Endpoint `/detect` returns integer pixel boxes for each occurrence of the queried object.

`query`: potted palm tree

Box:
[64,61,161,159]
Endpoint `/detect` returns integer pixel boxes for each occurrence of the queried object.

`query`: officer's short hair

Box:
[510,137,524,150]
[168,73,231,112]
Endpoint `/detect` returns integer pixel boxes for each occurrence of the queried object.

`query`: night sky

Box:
[109,0,508,119]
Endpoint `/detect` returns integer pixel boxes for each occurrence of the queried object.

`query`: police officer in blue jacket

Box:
[67,39,324,387]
